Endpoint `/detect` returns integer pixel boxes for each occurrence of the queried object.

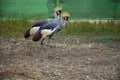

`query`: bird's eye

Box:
[56,10,61,15]
[64,17,68,21]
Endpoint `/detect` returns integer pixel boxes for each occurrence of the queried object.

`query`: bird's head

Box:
[54,6,62,15]
[61,12,70,22]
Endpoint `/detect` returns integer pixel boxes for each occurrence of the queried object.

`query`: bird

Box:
[24,6,62,39]
[32,12,70,45]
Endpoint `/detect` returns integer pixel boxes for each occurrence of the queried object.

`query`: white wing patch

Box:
[30,27,40,35]
[41,26,58,39]
[41,29,52,38]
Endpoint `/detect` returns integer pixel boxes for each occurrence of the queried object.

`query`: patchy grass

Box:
[0,19,33,38]
[0,36,120,80]
[58,21,120,44]
[55,34,120,45]
[0,19,120,44]
[61,21,120,35]
[0,20,120,79]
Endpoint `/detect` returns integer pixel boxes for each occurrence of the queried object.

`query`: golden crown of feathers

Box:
[54,6,62,11]
[61,12,70,17]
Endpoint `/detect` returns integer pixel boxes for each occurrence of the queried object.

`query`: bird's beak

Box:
[66,18,69,22]
[65,20,69,22]
[66,20,69,22]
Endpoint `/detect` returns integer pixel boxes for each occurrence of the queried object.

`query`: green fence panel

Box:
[0,0,120,19]
[0,0,50,19]
[47,0,59,18]
[60,0,120,20]
[116,0,120,19]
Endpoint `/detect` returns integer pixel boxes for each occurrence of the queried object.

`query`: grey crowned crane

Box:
[32,12,70,45]
[24,6,62,38]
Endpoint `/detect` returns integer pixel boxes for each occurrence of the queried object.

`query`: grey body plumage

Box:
[24,7,62,39]
[32,12,70,45]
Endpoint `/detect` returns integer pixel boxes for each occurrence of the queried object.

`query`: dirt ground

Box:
[0,37,120,80]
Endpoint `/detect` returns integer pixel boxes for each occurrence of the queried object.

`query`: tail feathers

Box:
[24,28,30,38]
[32,31,42,41]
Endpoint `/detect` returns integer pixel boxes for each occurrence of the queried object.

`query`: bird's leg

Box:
[47,35,56,48]
[48,35,52,44]
[40,38,45,45]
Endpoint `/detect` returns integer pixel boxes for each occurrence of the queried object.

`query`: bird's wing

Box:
[54,26,63,32]
[39,22,60,30]
[31,19,56,27]
[32,20,47,27]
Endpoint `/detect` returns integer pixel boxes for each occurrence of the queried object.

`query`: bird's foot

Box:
[40,42,56,48]
[46,43,57,48]
[40,42,45,48]
[40,42,44,45]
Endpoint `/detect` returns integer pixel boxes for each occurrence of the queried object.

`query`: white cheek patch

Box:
[57,11,59,14]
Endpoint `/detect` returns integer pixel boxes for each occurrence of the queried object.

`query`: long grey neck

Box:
[54,12,59,21]
[61,17,66,27]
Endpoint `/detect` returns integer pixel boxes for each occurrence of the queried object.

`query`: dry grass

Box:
[0,37,120,80]
[0,19,120,79]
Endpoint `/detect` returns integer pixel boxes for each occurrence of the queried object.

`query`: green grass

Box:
[57,34,120,44]
[0,19,33,38]
[58,21,120,44]
[61,21,120,35]
[0,19,120,44]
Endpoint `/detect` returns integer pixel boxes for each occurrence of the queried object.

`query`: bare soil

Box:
[0,37,120,80]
